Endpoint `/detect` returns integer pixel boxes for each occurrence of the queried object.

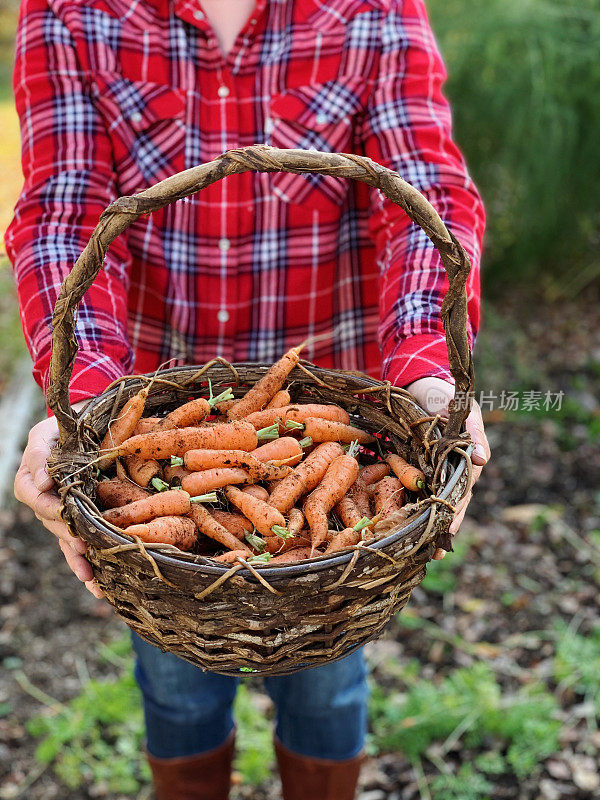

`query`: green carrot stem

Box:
[247,553,272,564]
[170,455,184,466]
[208,386,234,407]
[245,532,266,552]
[352,516,373,533]
[284,420,304,430]
[256,424,280,441]
[416,479,426,490]
[190,492,219,503]
[271,525,292,539]
[347,440,360,458]
[299,436,313,448]
[151,477,170,492]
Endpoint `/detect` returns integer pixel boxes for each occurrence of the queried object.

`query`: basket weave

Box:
[48,146,474,676]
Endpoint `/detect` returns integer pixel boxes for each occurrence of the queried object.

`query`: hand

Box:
[406,377,490,559]
[13,404,104,598]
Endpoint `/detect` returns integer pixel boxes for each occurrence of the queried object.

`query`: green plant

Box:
[553,621,600,712]
[369,662,561,793]
[431,763,493,800]
[428,0,600,292]
[421,531,471,594]
[233,683,275,784]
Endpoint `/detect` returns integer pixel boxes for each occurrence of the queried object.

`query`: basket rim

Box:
[72,449,468,582]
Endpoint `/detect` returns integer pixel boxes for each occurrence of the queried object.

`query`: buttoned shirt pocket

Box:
[266,77,367,207]
[92,74,186,191]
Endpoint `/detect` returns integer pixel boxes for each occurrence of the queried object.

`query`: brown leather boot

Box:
[147,730,235,800]
[275,737,364,800]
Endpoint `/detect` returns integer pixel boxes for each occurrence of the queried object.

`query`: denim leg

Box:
[131,632,240,758]
[264,648,369,760]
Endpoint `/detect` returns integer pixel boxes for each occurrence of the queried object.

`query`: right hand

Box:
[14,408,103,599]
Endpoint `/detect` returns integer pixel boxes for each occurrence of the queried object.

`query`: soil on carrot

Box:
[1,289,599,800]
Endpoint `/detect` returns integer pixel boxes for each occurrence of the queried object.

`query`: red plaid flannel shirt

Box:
[6,0,484,404]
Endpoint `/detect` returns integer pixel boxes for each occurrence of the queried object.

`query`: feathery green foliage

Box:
[429,0,600,291]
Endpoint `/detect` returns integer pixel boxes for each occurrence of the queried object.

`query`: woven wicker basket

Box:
[48,146,474,676]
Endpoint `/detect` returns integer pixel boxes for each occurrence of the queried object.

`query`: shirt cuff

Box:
[382,334,455,389]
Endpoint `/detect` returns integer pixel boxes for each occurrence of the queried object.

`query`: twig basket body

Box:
[48,146,474,676]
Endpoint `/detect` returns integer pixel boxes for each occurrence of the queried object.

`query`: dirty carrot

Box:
[151,387,234,431]
[270,546,313,563]
[346,477,371,518]
[223,485,287,538]
[371,476,405,517]
[360,462,391,485]
[96,478,150,509]
[252,436,303,466]
[132,417,162,436]
[102,489,192,528]
[242,485,270,502]
[213,549,253,564]
[304,445,360,553]
[122,516,197,550]
[265,532,311,555]
[107,420,258,460]
[210,510,254,540]
[163,463,190,485]
[325,516,373,555]
[268,442,345,514]
[301,418,375,445]
[124,454,161,487]
[243,403,349,430]
[98,386,149,469]
[287,507,305,537]
[334,493,364,529]
[227,345,303,420]
[181,468,252,495]
[188,504,252,554]
[266,389,291,409]
[385,454,426,491]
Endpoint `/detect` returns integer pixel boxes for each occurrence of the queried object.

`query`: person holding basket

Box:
[9,0,489,797]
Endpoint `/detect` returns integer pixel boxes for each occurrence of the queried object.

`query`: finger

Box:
[450,503,468,535]
[15,464,63,521]
[58,538,94,582]
[465,404,490,466]
[432,548,446,560]
[41,518,87,553]
[85,580,104,599]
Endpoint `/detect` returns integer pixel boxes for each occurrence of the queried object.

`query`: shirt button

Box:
[193,9,204,20]
[218,85,230,98]
[218,237,230,252]
[250,18,257,25]
[315,113,328,125]
[264,117,275,135]
[217,309,230,323]
[129,111,143,123]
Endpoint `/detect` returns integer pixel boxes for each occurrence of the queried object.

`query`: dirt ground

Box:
[1,290,599,799]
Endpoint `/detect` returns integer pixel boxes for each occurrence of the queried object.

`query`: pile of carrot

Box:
[94,346,427,565]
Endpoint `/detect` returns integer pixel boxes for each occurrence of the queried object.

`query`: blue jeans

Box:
[132,633,368,761]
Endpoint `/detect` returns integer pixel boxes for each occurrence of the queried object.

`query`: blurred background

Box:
[0,0,599,798]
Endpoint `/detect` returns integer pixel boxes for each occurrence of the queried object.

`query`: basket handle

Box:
[48,145,474,443]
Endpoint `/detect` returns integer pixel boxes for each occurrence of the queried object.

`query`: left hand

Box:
[406,377,490,559]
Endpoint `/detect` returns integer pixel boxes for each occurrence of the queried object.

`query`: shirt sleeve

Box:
[4,0,134,405]
[361,0,485,388]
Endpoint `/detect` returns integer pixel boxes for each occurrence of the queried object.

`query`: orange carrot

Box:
[188,504,252,554]
[150,387,234,431]
[132,417,162,436]
[347,477,371,518]
[227,345,302,420]
[270,546,313,563]
[109,421,257,460]
[287,507,305,537]
[301,418,374,445]
[124,454,161,487]
[210,510,253,540]
[252,437,303,466]
[244,403,350,430]
[98,386,149,469]
[163,463,190,485]
[183,449,292,482]
[182,468,252,495]
[360,462,391,485]
[324,528,361,554]
[268,442,345,513]
[213,549,253,563]
[102,489,191,528]
[265,532,311,555]
[242,485,270,502]
[266,389,291,409]
[304,450,360,553]
[122,515,197,550]
[96,478,150,509]
[223,485,287,538]
[385,454,426,491]
[334,494,364,529]
[371,476,405,517]
[115,459,128,481]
